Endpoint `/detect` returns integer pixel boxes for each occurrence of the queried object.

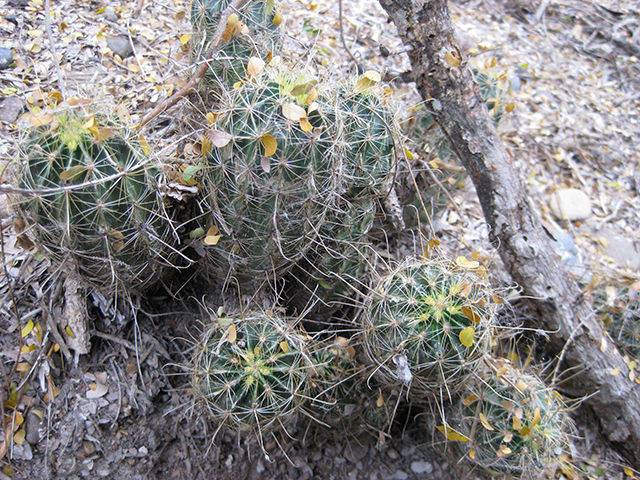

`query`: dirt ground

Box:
[0,0,639,478]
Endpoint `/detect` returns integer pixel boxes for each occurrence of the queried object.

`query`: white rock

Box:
[549,188,592,220]
[411,461,433,474]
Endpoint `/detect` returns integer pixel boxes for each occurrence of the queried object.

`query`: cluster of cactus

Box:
[15,112,174,291]
[440,359,574,478]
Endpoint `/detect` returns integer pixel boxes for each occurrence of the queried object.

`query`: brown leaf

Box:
[207,129,233,147]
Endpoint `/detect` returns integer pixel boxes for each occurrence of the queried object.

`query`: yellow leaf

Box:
[299,118,313,132]
[512,415,522,430]
[138,134,151,155]
[272,9,283,26]
[624,467,634,476]
[247,56,266,77]
[503,432,513,442]
[469,447,476,460]
[204,225,220,245]
[20,345,37,354]
[30,114,54,127]
[353,77,374,94]
[262,134,277,156]
[305,87,318,104]
[65,326,75,339]
[496,445,511,457]
[610,368,620,376]
[254,346,260,356]
[462,395,478,406]
[13,429,25,446]
[530,407,541,429]
[228,324,237,343]
[205,112,218,125]
[180,33,191,45]
[461,306,481,324]
[128,63,141,73]
[404,147,414,160]
[21,319,34,338]
[201,135,211,156]
[519,425,531,436]
[280,340,289,353]
[459,326,474,348]
[16,362,31,372]
[515,381,528,393]
[376,395,384,407]
[59,165,87,181]
[456,255,480,269]
[506,102,515,112]
[282,103,306,121]
[27,30,44,37]
[435,423,469,442]
[444,51,461,67]
[364,70,381,82]
[479,412,494,431]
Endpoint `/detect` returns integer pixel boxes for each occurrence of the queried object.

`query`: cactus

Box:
[286,199,375,319]
[191,310,313,434]
[16,112,173,291]
[191,0,282,86]
[442,359,575,479]
[197,75,344,281]
[362,255,496,396]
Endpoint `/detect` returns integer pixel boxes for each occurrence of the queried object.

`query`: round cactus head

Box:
[362,255,497,397]
[191,310,312,434]
[443,359,575,479]
[16,111,173,291]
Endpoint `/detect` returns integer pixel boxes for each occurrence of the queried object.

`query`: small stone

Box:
[411,461,433,474]
[106,37,133,58]
[0,47,13,69]
[344,442,368,463]
[599,228,640,270]
[25,409,44,445]
[0,97,24,123]
[393,471,408,480]
[400,445,415,457]
[386,448,399,460]
[549,188,592,221]
[101,7,119,22]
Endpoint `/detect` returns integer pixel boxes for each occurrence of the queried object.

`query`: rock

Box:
[393,471,408,480]
[549,188,592,221]
[25,409,45,445]
[344,442,368,463]
[106,37,133,58]
[386,448,399,460]
[101,7,119,22]
[599,228,640,270]
[411,461,433,474]
[0,96,23,123]
[550,231,592,283]
[0,47,13,69]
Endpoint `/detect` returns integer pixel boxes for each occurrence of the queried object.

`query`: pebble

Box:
[0,96,23,123]
[106,36,133,58]
[101,7,119,22]
[344,442,369,463]
[0,47,12,69]
[411,461,433,474]
[551,232,592,282]
[400,445,415,457]
[599,228,640,270]
[393,471,409,480]
[25,409,44,445]
[386,448,399,460]
[549,188,592,221]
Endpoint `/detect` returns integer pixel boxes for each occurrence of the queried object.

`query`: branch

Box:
[138,0,249,129]
[378,0,640,467]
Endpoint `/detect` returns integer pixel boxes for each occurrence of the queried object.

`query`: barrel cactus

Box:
[594,283,640,360]
[191,0,282,86]
[362,255,497,396]
[443,359,575,478]
[191,310,313,434]
[197,74,343,281]
[16,112,173,291]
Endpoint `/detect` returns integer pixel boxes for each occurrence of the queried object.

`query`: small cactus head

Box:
[441,359,575,479]
[16,111,173,291]
[191,310,312,435]
[362,255,497,397]
[594,282,640,360]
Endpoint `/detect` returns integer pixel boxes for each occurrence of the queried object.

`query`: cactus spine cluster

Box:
[17,112,172,291]
[362,256,496,396]
[191,310,312,433]
[442,359,574,478]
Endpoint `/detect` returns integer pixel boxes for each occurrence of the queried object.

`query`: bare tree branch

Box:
[378,0,640,467]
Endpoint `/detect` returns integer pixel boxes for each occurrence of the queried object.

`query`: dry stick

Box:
[44,0,67,97]
[138,0,249,129]
[378,0,640,468]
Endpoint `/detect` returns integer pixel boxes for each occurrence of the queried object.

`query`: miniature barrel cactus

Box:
[17,112,173,291]
[594,283,640,359]
[362,255,497,396]
[443,359,574,478]
[191,310,313,433]
[198,76,343,281]
[191,0,282,86]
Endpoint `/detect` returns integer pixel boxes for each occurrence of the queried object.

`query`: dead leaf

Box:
[261,134,277,156]
[247,56,266,77]
[282,103,306,121]
[207,129,233,147]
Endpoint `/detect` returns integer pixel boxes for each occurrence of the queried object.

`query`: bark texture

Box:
[377,0,640,467]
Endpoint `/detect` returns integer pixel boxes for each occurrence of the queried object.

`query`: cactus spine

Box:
[17,112,172,290]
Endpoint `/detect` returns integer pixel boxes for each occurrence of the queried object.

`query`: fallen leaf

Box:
[261,157,271,172]
[376,395,384,407]
[456,255,480,269]
[459,326,474,347]
[21,320,34,338]
[228,324,237,343]
[280,340,289,353]
[207,129,233,147]
[479,412,494,430]
[435,423,469,442]
[272,9,283,26]
[445,51,460,67]
[204,225,220,245]
[247,56,266,77]
[29,114,54,126]
[261,134,277,156]
[180,33,191,45]
[461,306,481,324]
[282,103,306,121]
